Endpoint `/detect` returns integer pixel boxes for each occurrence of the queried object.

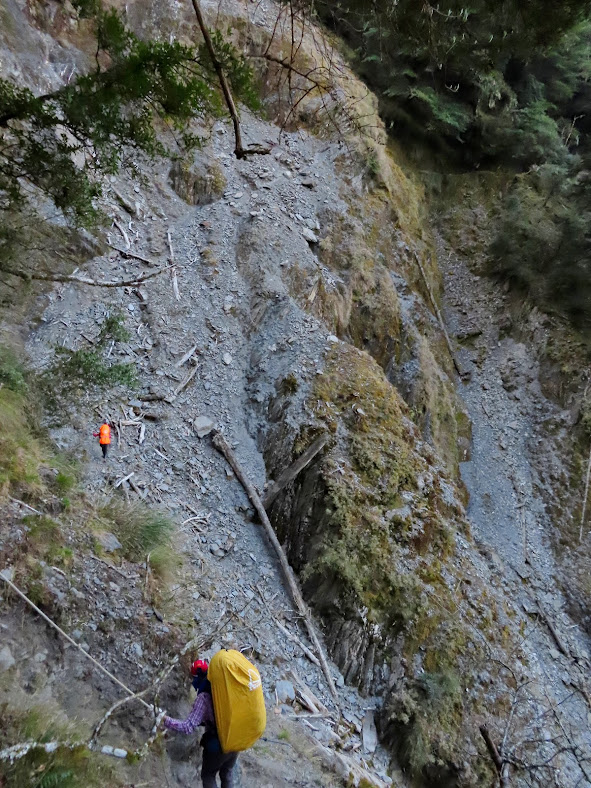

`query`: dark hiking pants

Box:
[101,444,108,459]
[201,749,238,788]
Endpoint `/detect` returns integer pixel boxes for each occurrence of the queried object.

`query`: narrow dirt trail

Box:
[437,232,591,787]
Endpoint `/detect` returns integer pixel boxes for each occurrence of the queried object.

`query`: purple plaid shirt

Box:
[164,692,215,734]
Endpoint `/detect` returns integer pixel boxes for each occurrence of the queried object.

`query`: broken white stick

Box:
[108,245,158,267]
[167,229,181,301]
[112,218,130,249]
[138,424,146,444]
[274,618,321,667]
[175,344,199,368]
[114,472,135,489]
[165,366,198,402]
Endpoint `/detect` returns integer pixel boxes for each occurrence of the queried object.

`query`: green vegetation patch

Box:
[40,310,136,406]
[290,345,499,782]
[305,345,454,625]
[49,347,136,390]
[0,347,44,499]
[0,704,118,788]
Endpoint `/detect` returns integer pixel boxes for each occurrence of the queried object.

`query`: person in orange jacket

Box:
[93,422,112,460]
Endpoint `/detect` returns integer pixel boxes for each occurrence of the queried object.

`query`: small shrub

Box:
[19,515,73,571]
[49,347,136,391]
[98,310,130,344]
[0,387,43,498]
[55,471,75,494]
[279,374,299,395]
[0,346,27,393]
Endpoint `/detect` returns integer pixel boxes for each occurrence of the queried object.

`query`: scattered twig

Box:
[2,264,174,288]
[88,553,128,579]
[108,245,158,267]
[290,669,328,714]
[211,431,339,705]
[273,617,321,667]
[175,344,199,368]
[167,229,181,301]
[128,477,144,497]
[110,186,138,217]
[144,552,152,602]
[537,603,569,658]
[90,686,152,749]
[139,393,166,403]
[8,497,43,516]
[520,506,529,565]
[112,218,130,249]
[165,366,198,402]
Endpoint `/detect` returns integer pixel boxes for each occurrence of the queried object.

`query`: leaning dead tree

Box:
[190,0,270,159]
[251,0,382,140]
[191,0,381,157]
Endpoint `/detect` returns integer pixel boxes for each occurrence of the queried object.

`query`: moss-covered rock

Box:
[261,343,517,786]
[168,156,226,206]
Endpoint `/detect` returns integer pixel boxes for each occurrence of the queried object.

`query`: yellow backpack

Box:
[208,649,266,753]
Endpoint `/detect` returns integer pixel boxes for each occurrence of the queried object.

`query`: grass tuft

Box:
[0,704,118,788]
[96,499,174,568]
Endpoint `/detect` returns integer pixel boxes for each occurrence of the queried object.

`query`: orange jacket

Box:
[98,424,111,445]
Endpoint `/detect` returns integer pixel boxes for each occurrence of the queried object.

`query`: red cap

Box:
[191,659,209,676]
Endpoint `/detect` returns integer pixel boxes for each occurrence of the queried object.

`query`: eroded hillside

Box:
[1,2,590,788]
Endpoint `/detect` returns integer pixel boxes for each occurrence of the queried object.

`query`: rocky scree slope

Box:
[0,1,586,786]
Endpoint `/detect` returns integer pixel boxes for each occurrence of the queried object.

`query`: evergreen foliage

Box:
[0,2,254,226]
[309,0,591,330]
[315,0,591,162]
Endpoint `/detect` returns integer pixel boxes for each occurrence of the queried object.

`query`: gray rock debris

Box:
[362,710,378,754]
[0,645,15,672]
[95,531,123,553]
[194,416,214,438]
[275,679,296,703]
[302,227,318,244]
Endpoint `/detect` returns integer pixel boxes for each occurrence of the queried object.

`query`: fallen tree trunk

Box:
[211,431,339,705]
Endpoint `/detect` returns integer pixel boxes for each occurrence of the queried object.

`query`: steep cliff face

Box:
[1,2,589,788]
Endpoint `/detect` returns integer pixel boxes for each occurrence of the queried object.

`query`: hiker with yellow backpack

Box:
[163,649,266,788]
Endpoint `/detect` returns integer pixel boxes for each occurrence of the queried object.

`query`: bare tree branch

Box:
[2,263,173,288]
